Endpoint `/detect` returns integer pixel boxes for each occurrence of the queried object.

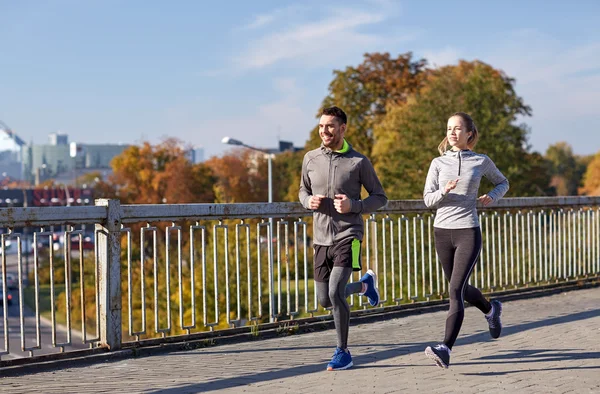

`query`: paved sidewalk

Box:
[2,287,600,393]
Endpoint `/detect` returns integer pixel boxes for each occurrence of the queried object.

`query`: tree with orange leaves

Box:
[305,52,428,158]
[205,148,303,203]
[580,151,600,196]
[108,138,216,204]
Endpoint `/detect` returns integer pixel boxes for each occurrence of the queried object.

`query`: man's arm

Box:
[350,157,387,214]
[298,154,313,209]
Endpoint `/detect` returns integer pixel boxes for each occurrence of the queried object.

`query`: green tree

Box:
[545,142,590,195]
[372,60,550,198]
[274,150,304,202]
[305,52,428,157]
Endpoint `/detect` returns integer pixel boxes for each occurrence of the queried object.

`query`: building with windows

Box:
[21,133,129,185]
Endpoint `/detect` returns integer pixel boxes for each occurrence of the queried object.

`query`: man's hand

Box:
[478,194,493,206]
[309,194,326,210]
[334,194,351,214]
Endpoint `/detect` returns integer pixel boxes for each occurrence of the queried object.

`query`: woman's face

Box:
[447,116,472,150]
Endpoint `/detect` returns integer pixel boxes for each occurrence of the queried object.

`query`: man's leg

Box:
[329,266,353,350]
[316,280,332,308]
[314,244,332,309]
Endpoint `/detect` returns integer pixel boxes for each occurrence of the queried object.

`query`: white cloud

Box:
[243,14,277,30]
[234,2,404,70]
[423,46,461,68]
[160,77,317,159]
[483,31,600,120]
[411,29,600,157]
[424,29,600,155]
[240,6,305,31]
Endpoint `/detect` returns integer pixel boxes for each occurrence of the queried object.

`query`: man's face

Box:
[319,114,345,150]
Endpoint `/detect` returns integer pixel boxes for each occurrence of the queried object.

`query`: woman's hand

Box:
[478,194,493,206]
[444,179,460,194]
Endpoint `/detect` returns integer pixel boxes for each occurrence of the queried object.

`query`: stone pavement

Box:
[2,286,600,393]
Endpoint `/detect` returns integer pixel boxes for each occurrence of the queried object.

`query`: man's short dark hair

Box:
[321,106,347,125]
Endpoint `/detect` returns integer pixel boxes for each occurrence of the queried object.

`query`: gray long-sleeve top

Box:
[423,150,509,229]
[299,143,388,246]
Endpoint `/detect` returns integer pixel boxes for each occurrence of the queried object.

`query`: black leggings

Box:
[434,227,492,349]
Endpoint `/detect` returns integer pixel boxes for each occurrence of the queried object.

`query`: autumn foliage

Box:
[108,138,216,204]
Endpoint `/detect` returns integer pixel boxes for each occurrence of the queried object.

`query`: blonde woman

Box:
[423,112,509,369]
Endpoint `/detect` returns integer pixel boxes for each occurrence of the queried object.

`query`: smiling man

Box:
[299,106,388,371]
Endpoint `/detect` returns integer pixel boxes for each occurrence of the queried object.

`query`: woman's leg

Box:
[442,227,485,349]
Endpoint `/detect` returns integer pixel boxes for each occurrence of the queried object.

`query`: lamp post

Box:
[222,136,275,321]
[221,137,272,203]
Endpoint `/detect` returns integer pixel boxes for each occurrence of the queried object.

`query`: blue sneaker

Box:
[326,347,353,371]
[360,269,380,306]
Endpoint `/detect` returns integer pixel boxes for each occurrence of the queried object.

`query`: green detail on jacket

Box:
[336,139,350,154]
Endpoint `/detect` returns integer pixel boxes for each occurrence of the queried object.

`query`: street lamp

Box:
[222,136,275,322]
[221,137,273,203]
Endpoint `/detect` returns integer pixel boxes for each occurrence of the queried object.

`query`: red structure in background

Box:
[0,188,95,207]
[31,187,94,206]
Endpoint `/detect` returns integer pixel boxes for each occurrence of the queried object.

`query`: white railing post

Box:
[96,199,122,350]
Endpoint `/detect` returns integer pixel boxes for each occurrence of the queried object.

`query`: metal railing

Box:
[0,196,599,362]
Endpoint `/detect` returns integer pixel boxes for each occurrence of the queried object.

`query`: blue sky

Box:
[1,0,599,159]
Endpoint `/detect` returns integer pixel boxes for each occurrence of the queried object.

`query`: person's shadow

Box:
[146,307,600,393]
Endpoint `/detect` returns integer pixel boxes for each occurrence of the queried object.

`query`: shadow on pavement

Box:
[146,307,600,393]
[456,348,600,375]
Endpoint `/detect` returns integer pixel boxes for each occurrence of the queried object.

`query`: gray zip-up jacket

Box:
[423,150,509,229]
[299,142,388,246]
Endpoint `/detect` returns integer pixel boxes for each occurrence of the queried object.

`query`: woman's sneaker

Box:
[326,347,353,371]
[359,269,380,306]
[425,344,451,369]
[485,300,503,339]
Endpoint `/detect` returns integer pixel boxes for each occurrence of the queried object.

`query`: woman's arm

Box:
[423,160,447,208]
[482,156,509,202]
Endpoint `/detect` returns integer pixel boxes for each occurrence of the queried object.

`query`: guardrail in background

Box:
[0,196,599,362]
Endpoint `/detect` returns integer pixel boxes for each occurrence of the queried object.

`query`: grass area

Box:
[22,284,67,326]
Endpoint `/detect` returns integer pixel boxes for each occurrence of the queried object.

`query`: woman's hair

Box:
[437,112,479,155]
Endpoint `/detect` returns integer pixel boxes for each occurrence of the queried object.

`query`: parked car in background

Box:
[0,239,34,255]
[5,273,17,290]
[52,232,94,252]
[72,233,95,251]
[0,281,13,306]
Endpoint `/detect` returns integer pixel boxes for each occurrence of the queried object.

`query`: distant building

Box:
[274,140,303,153]
[193,147,204,163]
[48,132,69,146]
[261,140,303,155]
[22,133,129,185]
[186,146,205,164]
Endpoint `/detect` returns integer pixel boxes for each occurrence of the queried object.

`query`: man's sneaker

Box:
[326,347,353,371]
[486,299,503,339]
[359,269,380,306]
[425,344,450,369]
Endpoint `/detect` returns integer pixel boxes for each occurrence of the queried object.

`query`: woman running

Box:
[423,112,509,369]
